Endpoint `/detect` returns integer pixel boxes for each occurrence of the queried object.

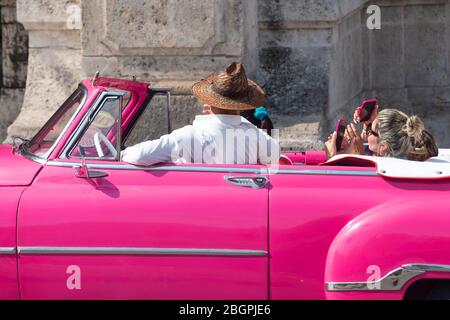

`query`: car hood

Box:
[0,144,43,186]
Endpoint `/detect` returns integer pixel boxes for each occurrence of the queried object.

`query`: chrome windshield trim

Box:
[45,161,267,174]
[0,247,17,255]
[327,264,450,292]
[25,85,88,160]
[18,247,267,257]
[269,168,378,177]
[43,87,88,159]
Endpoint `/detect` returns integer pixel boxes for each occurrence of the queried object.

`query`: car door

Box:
[17,92,269,300]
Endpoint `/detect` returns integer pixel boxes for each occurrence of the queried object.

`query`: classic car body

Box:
[1,77,450,300]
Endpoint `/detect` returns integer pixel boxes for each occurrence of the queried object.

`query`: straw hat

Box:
[192,61,265,111]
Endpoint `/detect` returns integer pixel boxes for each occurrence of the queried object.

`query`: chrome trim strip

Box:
[45,161,376,176]
[403,264,450,273]
[45,161,267,174]
[20,150,48,165]
[327,264,450,292]
[269,168,378,177]
[18,247,267,257]
[0,248,16,255]
[43,86,89,159]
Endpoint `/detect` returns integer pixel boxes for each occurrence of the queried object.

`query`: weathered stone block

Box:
[2,21,26,49]
[258,0,365,23]
[0,0,16,7]
[82,0,241,57]
[17,0,81,30]
[259,45,330,113]
[330,10,363,115]
[404,5,448,87]
[273,114,323,151]
[1,5,17,24]
[0,88,24,142]
[259,28,332,49]
[367,7,405,89]
[28,30,80,49]
[259,0,337,22]
[2,22,28,88]
[106,0,215,49]
[6,47,81,140]
[2,48,27,87]
[367,88,408,111]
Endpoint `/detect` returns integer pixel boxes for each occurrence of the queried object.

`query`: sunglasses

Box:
[365,123,379,138]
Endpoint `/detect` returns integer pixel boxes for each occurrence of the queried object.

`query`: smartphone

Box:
[335,118,348,152]
[357,99,377,122]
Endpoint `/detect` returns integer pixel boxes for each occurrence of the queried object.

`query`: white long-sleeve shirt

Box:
[121,114,280,166]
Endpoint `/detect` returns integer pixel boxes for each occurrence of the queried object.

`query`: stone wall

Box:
[5,0,450,149]
[0,0,27,141]
[328,0,450,148]
[362,0,450,148]
[5,0,82,142]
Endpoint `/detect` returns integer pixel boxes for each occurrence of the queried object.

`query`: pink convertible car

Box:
[1,77,450,300]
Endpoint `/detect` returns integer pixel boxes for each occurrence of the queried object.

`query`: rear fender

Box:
[325,196,450,299]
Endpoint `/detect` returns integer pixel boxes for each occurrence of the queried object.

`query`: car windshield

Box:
[25,87,86,158]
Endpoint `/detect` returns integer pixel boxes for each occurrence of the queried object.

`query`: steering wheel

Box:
[94,132,117,158]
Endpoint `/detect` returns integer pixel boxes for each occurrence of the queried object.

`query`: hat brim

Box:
[192,74,265,111]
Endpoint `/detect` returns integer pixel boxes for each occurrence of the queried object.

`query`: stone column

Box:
[6,0,82,141]
[0,0,27,141]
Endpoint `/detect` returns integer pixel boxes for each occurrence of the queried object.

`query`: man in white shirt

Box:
[122,62,280,166]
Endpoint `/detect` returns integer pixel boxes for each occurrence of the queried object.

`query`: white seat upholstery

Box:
[325,151,450,179]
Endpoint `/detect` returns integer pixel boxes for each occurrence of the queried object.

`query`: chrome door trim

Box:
[0,247,16,255]
[18,247,268,257]
[45,161,267,174]
[269,168,378,177]
[326,264,450,292]
[61,91,125,159]
[225,176,269,189]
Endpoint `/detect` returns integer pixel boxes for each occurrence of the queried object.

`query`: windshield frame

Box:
[23,85,88,160]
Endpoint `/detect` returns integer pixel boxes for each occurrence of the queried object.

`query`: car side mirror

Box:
[73,146,109,179]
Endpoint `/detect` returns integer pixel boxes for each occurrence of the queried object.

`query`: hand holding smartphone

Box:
[335,118,348,152]
[355,99,378,123]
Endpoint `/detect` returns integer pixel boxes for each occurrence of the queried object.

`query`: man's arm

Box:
[121,133,179,166]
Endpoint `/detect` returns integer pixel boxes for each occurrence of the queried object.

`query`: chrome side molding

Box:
[327,264,450,292]
[18,247,268,257]
[269,168,378,177]
[0,248,16,255]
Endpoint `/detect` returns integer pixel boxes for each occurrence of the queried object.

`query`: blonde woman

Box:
[325,107,438,162]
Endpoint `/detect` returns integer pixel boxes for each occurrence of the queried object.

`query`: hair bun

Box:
[403,115,424,142]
